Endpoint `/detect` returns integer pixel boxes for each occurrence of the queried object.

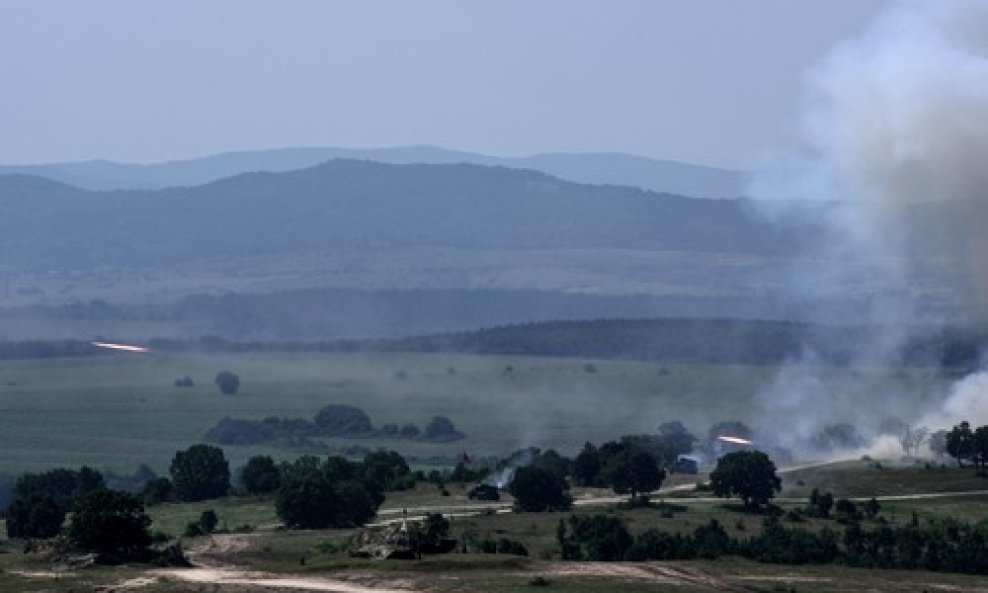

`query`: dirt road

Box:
[117,534,416,593]
[145,567,412,592]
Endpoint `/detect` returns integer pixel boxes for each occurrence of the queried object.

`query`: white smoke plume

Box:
[753,0,988,309]
[921,370,988,429]
[749,0,988,450]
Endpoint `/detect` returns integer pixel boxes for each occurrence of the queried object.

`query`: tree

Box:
[835,498,860,523]
[900,426,930,457]
[69,489,151,562]
[5,493,64,538]
[313,404,373,435]
[929,429,949,458]
[141,477,173,505]
[275,457,338,529]
[508,465,572,512]
[333,481,377,526]
[13,467,104,514]
[972,425,988,474]
[864,497,881,520]
[879,416,909,438]
[557,514,633,561]
[946,421,975,467]
[214,371,240,395]
[240,455,281,495]
[657,421,698,464]
[533,449,572,483]
[275,456,383,529]
[76,466,106,498]
[572,442,603,487]
[709,450,781,510]
[323,455,360,482]
[807,488,834,518]
[363,450,413,491]
[170,444,231,501]
[606,448,665,502]
[620,433,689,470]
[449,462,483,484]
[5,466,106,538]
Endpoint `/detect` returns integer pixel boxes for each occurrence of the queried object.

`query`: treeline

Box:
[203,404,465,446]
[3,318,986,368]
[943,420,988,471]
[1,444,417,562]
[0,339,108,360]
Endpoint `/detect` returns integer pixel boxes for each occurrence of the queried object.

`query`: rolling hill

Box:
[0,146,746,198]
[0,159,804,272]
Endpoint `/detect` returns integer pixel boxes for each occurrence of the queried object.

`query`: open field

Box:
[141,461,988,561]
[0,350,949,475]
[781,459,988,498]
[2,350,984,591]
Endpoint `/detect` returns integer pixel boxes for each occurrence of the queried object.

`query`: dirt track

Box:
[542,562,756,591]
[145,567,413,592]
[115,534,417,592]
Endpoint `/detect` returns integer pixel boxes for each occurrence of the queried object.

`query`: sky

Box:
[0,0,886,169]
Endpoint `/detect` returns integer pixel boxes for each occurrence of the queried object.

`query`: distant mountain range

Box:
[0,159,802,272]
[0,146,746,199]
[4,158,954,339]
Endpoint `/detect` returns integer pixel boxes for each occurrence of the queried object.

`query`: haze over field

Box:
[9,6,988,590]
[1,157,971,339]
[0,1,906,343]
[4,0,988,496]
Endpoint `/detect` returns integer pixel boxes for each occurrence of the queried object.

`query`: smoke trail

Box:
[749,0,988,446]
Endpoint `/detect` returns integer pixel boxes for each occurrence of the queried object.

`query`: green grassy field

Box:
[2,349,983,592]
[0,350,947,475]
[781,459,988,497]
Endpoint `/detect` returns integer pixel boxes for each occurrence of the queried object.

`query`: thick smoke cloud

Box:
[753,0,988,318]
[748,0,988,448]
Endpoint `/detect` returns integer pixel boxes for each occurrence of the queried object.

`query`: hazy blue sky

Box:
[0,1,886,168]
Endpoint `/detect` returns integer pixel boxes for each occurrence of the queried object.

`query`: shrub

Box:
[199,510,218,534]
[835,499,860,524]
[557,514,633,561]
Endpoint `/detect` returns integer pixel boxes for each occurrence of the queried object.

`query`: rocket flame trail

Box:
[91,341,151,353]
[717,435,753,446]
